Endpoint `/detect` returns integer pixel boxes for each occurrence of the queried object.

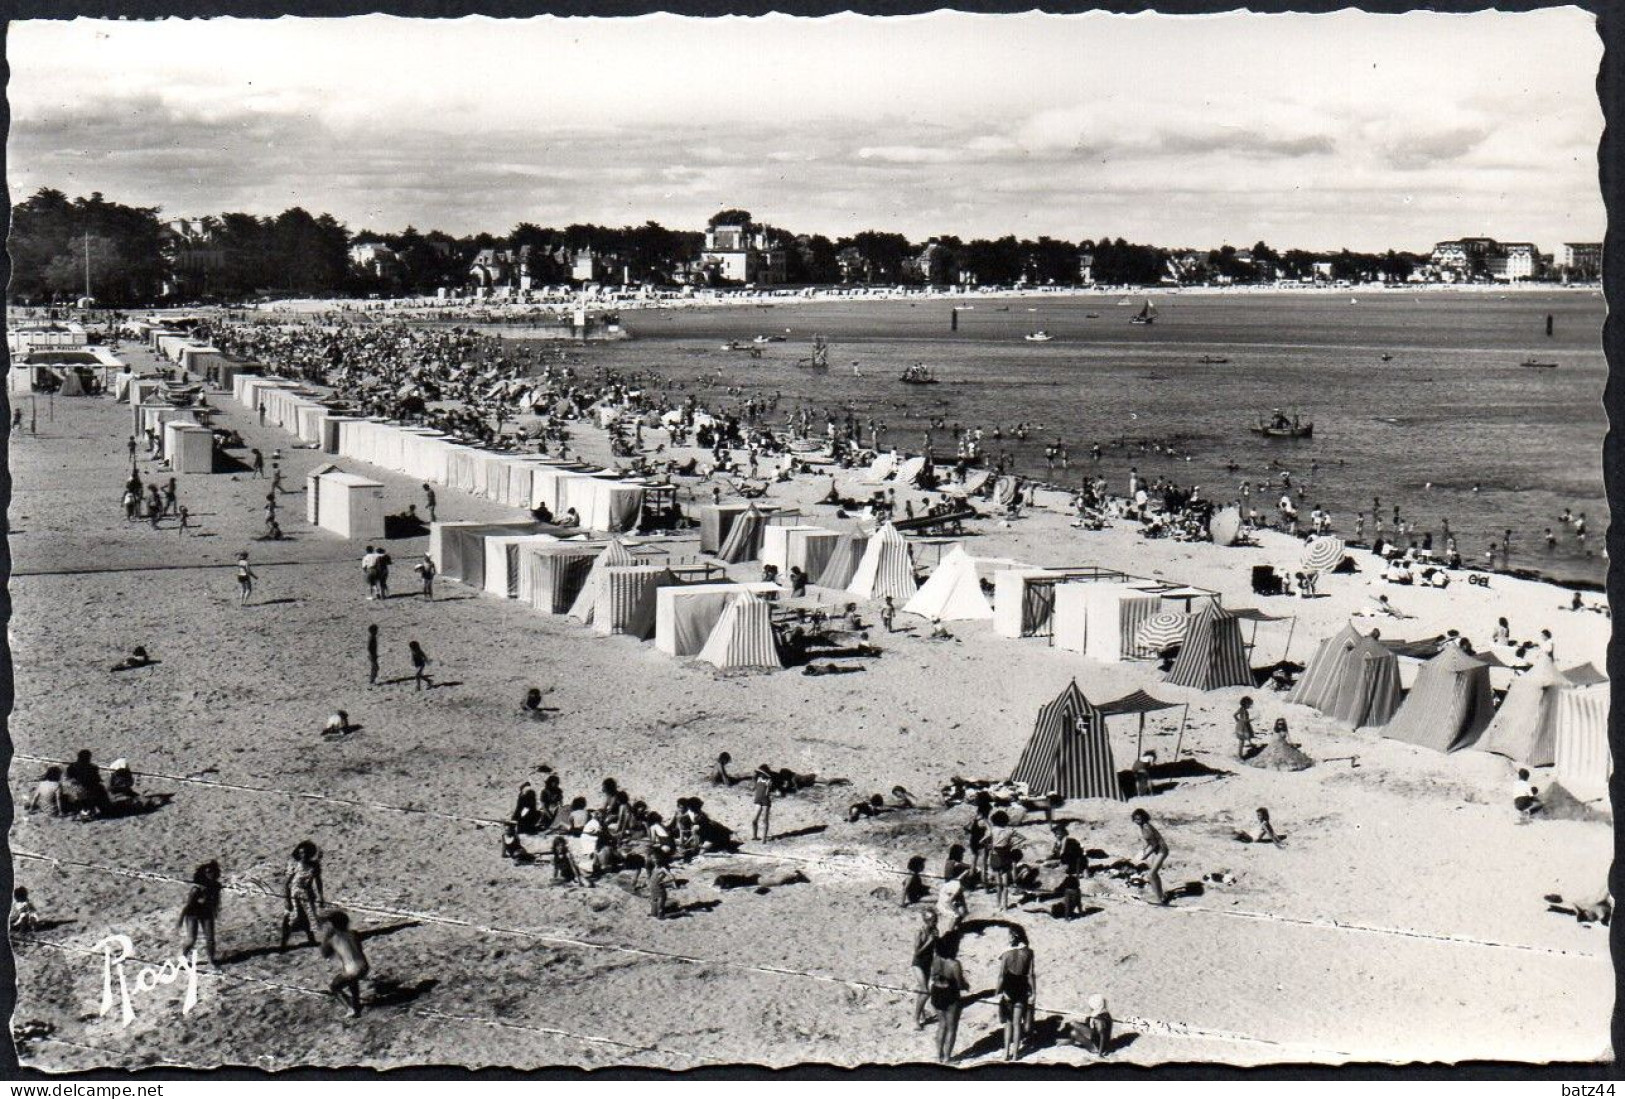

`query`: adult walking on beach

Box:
[751,763,774,841]
[236,552,257,606]
[996,925,1037,1061]
[422,484,436,522]
[1132,808,1170,905]
[366,625,380,686]
[178,860,222,967]
[319,909,369,1018]
[362,546,382,600]
[928,934,969,1063]
[911,909,939,1028]
[408,640,432,690]
[279,841,325,951]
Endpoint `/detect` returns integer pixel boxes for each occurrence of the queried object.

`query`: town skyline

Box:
[9,11,1604,253]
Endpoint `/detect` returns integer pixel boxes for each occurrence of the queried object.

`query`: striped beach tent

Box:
[567,539,637,624]
[716,506,767,564]
[592,565,680,639]
[1289,623,1366,710]
[1164,601,1252,691]
[1554,682,1610,801]
[525,542,604,614]
[697,590,783,671]
[1009,680,1123,801]
[815,531,867,589]
[848,523,917,603]
[1382,645,1495,753]
[1324,631,1402,728]
[1475,655,1572,767]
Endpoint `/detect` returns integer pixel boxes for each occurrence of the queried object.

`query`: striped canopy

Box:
[1010,680,1123,801]
[1164,600,1253,691]
[716,506,768,564]
[1135,610,1190,655]
[1302,536,1346,573]
[698,590,783,672]
[815,530,867,590]
[848,523,917,603]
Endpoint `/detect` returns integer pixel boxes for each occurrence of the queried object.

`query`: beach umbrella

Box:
[1136,610,1189,655]
[1208,506,1242,547]
[1301,536,1346,573]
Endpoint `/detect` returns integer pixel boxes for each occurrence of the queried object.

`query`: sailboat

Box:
[1023,329,1054,342]
[1129,300,1157,325]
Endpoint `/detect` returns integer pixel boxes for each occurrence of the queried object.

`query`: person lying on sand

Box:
[1545,886,1612,925]
[110,647,155,672]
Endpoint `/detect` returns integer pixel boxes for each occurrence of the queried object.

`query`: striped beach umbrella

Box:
[1136,610,1190,655]
[1302,536,1346,573]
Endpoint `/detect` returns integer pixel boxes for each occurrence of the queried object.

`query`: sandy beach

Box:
[7,339,1612,1070]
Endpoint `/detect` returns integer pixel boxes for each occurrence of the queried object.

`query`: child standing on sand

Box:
[409,641,431,690]
[236,553,257,606]
[1132,808,1170,905]
[319,910,369,1018]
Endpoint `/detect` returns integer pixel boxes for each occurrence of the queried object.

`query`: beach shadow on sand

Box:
[367,977,439,1009]
[254,597,302,606]
[664,899,723,920]
[768,824,828,841]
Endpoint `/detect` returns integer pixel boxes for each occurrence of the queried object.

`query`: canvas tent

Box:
[1554,682,1610,801]
[1474,655,1572,767]
[1009,680,1124,801]
[697,590,783,671]
[1052,581,1165,662]
[655,581,777,656]
[311,471,385,540]
[484,533,560,599]
[699,503,754,555]
[762,525,838,578]
[567,540,638,624]
[440,522,546,589]
[992,568,1063,638]
[815,531,867,590]
[592,565,681,638]
[903,546,1022,621]
[1164,600,1253,690]
[848,523,917,603]
[523,542,605,613]
[716,506,768,564]
[1289,623,1367,710]
[1382,645,1495,753]
[1291,623,1400,727]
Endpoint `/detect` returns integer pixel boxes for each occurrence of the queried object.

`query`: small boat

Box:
[1024,330,1054,342]
[1085,312,1101,319]
[1251,410,1313,439]
[1198,355,1229,365]
[1380,353,1394,362]
[1129,300,1157,325]
[899,364,938,385]
[753,334,786,344]
[1520,359,1559,369]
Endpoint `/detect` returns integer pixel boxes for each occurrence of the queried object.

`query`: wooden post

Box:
[1283,615,1298,663]
[1135,712,1146,759]
[1173,704,1190,759]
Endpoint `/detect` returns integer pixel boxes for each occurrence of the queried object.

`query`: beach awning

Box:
[1226,606,1294,622]
[1096,689,1183,717]
[1563,662,1609,687]
[1380,635,1447,660]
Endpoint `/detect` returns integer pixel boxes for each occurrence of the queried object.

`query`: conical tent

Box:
[815,531,867,589]
[716,507,766,564]
[698,590,782,671]
[1324,633,1402,728]
[57,369,86,396]
[848,523,917,603]
[1164,601,1252,690]
[567,539,637,623]
[1009,681,1123,801]
[1289,623,1366,710]
[1475,654,1572,766]
[904,545,994,620]
[1382,645,1495,753]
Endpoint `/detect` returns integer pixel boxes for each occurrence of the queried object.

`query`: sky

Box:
[6,11,1606,253]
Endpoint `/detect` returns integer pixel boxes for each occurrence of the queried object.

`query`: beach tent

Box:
[1164,601,1253,690]
[993,568,1063,638]
[1474,655,1572,767]
[1323,631,1402,728]
[1009,681,1124,802]
[593,565,681,638]
[1554,682,1611,801]
[717,506,768,564]
[1382,645,1495,753]
[1082,583,1166,662]
[762,525,829,574]
[311,471,386,540]
[567,540,638,624]
[783,528,840,580]
[864,452,899,483]
[440,522,545,588]
[57,370,86,397]
[903,545,1006,621]
[896,456,928,486]
[815,531,868,590]
[484,533,560,598]
[523,542,605,613]
[699,502,754,555]
[655,581,777,656]
[848,523,917,603]
[697,590,783,671]
[1289,623,1367,711]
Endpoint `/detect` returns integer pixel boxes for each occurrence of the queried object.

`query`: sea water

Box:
[526,289,1608,585]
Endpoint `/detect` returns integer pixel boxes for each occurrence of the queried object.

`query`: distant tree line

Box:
[7,185,1446,307]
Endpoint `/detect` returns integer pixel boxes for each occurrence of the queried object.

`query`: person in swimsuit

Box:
[997,925,1037,1061]
[988,811,1021,910]
[319,909,369,1017]
[1132,808,1170,905]
[910,908,939,1028]
[1233,697,1257,760]
[1255,807,1281,846]
[929,934,970,1063]
[178,860,223,966]
[280,841,325,950]
[751,764,774,842]
[236,553,257,606]
[408,640,431,691]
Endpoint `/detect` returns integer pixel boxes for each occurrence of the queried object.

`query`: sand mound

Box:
[1247,734,1314,772]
